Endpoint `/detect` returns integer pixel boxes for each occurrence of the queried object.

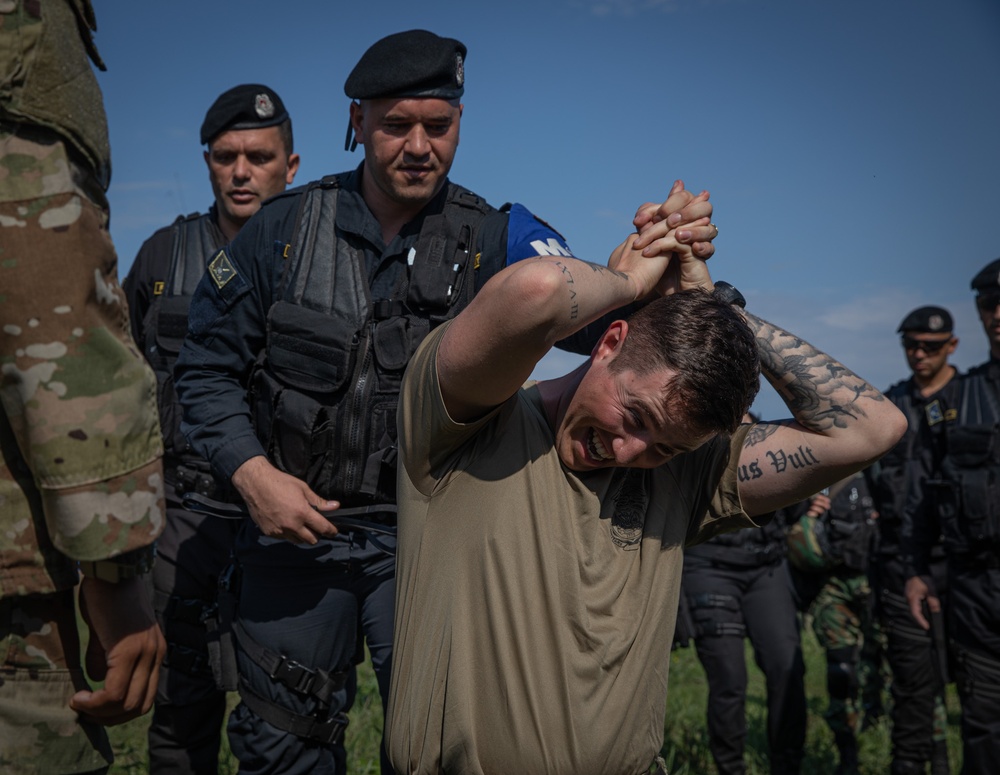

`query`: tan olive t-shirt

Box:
[387,323,754,775]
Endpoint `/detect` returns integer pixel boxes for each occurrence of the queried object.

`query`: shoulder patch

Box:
[153,281,165,296]
[208,250,238,289]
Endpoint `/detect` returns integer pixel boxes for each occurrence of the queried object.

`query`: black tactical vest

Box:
[249,176,495,513]
[141,213,222,459]
[935,364,1000,555]
[875,378,959,555]
[686,516,787,568]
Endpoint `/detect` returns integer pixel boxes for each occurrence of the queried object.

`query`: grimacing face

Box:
[350,97,461,215]
[204,125,299,238]
[554,323,714,472]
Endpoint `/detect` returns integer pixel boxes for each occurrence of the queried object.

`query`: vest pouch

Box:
[372,317,411,373]
[946,425,999,544]
[255,301,360,485]
[359,399,399,503]
[265,302,356,394]
[151,295,194,454]
[407,215,460,315]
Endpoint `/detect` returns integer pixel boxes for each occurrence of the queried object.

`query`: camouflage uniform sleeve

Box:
[0,128,164,590]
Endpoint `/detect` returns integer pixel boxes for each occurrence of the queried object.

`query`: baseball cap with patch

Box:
[896,305,954,334]
[200,84,289,146]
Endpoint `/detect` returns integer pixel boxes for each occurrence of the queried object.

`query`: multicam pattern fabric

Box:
[1,3,165,768]
[0,591,114,774]
[0,127,165,599]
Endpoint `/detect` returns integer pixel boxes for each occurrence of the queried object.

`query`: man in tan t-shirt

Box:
[388,183,908,775]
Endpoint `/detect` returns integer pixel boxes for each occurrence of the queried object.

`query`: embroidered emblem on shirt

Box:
[153,281,165,296]
[925,400,944,426]
[208,250,237,289]
[610,468,647,550]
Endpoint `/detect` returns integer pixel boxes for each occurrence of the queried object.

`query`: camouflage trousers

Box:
[0,590,111,774]
[810,571,890,741]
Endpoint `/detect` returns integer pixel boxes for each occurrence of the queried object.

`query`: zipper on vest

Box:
[344,329,371,493]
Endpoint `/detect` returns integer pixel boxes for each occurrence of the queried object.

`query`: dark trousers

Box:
[228,526,395,775]
[874,552,950,772]
[684,556,806,775]
[948,564,1000,775]
[148,483,241,774]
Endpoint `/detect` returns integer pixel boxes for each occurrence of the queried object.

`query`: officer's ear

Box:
[349,101,365,144]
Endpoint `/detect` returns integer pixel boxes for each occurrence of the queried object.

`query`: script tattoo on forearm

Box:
[743,311,885,434]
[740,421,822,482]
[542,259,631,321]
[550,260,579,320]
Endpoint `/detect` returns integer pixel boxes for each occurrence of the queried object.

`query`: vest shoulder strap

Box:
[167,212,223,297]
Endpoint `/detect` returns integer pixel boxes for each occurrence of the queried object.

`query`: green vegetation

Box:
[106,628,964,774]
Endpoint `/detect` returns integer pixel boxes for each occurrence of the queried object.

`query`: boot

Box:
[833,731,859,775]
[931,739,950,775]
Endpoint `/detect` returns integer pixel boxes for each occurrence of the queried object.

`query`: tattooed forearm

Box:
[551,260,580,320]
[580,261,630,280]
[541,258,634,322]
[743,310,885,433]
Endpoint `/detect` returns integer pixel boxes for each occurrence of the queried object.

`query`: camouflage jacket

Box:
[0,0,164,599]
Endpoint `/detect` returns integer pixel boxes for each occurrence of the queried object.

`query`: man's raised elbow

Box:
[872,401,908,457]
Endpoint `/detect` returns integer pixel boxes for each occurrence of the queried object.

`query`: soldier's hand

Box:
[905,574,940,631]
[632,180,718,260]
[70,575,166,726]
[231,455,340,544]
[806,493,831,516]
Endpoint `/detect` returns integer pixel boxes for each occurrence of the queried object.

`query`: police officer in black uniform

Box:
[905,261,1000,775]
[682,506,806,775]
[870,306,959,775]
[173,30,719,775]
[123,85,299,773]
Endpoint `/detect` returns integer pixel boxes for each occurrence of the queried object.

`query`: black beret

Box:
[344,30,466,100]
[971,258,1000,293]
[200,84,289,145]
[897,305,954,334]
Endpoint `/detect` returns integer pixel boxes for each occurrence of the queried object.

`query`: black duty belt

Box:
[181,491,398,554]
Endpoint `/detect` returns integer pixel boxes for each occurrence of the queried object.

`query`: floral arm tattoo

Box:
[742,310,885,438]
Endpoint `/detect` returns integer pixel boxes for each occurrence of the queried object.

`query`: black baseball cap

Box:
[200,84,289,146]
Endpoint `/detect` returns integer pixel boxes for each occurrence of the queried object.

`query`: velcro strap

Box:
[238,678,349,745]
[234,620,347,706]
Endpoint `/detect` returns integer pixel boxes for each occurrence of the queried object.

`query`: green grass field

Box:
[105,626,964,774]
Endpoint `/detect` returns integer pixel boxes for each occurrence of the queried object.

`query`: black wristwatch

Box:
[79,545,156,583]
[713,281,746,309]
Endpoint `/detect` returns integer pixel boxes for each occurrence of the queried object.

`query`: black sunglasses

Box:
[901,336,951,354]
[976,293,1000,312]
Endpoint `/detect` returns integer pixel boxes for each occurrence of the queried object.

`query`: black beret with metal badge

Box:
[200,84,288,146]
[896,305,954,334]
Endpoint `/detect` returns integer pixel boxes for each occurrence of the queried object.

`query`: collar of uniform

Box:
[336,162,452,251]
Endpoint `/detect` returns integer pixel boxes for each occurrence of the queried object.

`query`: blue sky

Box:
[95,0,1000,420]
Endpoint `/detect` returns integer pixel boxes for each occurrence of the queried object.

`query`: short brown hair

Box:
[609,290,760,434]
